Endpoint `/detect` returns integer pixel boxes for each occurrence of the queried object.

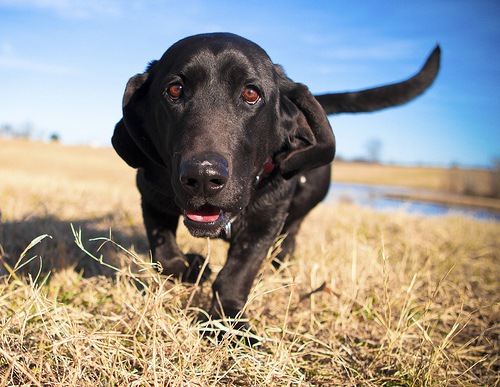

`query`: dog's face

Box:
[113,33,335,237]
[152,34,283,236]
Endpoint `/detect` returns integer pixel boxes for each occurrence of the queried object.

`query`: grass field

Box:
[1,138,499,385]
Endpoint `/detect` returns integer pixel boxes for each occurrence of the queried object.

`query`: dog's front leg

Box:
[142,200,211,283]
[209,199,291,329]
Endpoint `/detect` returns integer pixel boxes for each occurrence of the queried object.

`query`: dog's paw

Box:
[156,254,211,284]
[182,253,212,284]
[196,309,263,347]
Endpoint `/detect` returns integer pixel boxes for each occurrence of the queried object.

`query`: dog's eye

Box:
[167,83,183,100]
[242,87,260,105]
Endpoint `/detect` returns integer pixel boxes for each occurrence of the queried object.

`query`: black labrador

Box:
[112,33,440,331]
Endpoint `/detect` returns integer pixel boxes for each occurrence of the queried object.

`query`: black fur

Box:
[112,33,440,333]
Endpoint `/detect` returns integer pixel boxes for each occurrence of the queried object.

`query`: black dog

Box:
[112,33,440,330]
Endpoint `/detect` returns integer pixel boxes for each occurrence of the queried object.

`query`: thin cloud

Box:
[0,0,122,19]
[0,52,78,75]
[322,40,418,61]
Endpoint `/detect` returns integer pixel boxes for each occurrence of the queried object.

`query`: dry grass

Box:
[1,138,499,385]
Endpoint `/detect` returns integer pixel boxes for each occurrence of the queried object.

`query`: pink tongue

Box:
[185,206,221,223]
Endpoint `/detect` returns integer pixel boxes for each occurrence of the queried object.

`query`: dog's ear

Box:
[276,68,336,179]
[112,64,165,168]
[112,118,145,168]
[111,72,150,168]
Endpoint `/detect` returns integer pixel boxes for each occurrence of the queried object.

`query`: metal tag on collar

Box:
[224,216,237,239]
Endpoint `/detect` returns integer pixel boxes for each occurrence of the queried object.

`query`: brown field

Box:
[1,138,499,385]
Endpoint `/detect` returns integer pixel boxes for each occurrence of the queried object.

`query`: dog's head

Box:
[112,33,335,237]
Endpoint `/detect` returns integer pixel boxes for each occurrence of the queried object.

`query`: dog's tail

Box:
[314,45,440,115]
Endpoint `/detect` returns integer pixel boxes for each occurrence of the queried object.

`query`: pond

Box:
[325,182,500,222]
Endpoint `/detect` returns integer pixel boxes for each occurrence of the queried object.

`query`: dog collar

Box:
[256,156,275,183]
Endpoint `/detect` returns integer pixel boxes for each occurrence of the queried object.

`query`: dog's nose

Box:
[179,155,229,197]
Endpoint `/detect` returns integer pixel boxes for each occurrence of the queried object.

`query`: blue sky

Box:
[0,1,499,168]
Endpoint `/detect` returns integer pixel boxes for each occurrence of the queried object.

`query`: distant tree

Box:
[17,122,33,138]
[50,133,61,143]
[0,122,33,139]
[366,138,382,163]
[0,123,13,136]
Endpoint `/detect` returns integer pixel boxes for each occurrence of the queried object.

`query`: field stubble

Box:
[0,139,499,385]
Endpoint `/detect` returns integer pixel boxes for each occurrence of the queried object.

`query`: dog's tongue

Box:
[185,205,221,223]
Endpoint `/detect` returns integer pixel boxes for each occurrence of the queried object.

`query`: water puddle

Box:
[326,182,500,222]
